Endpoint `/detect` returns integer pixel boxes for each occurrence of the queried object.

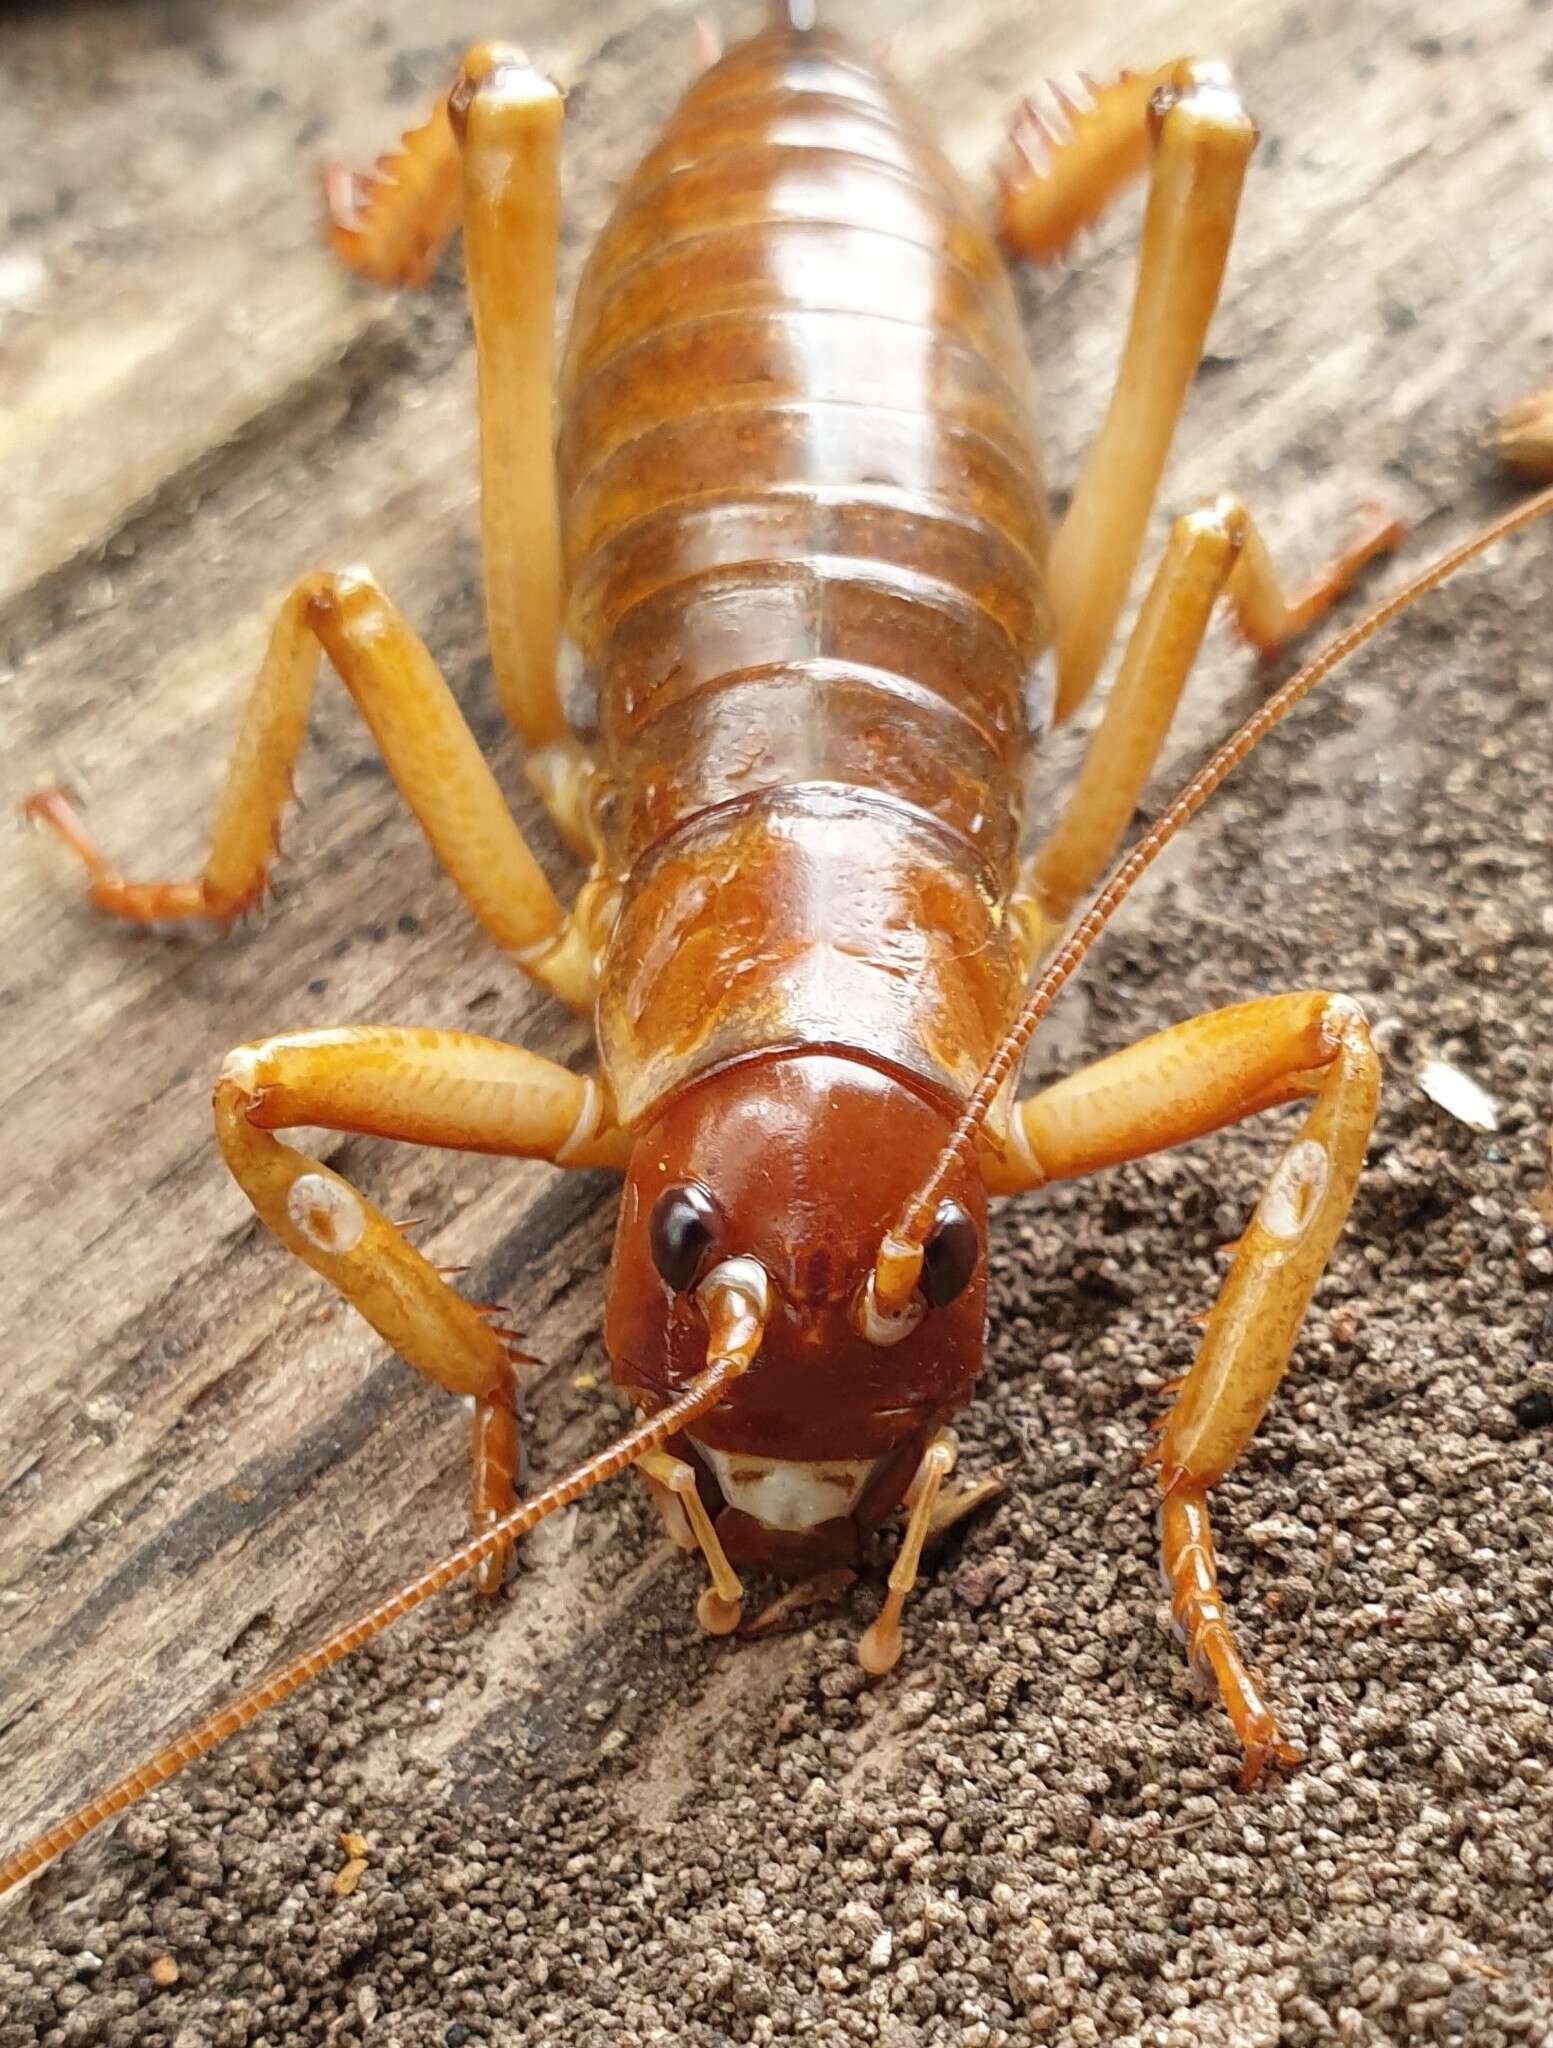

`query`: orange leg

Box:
[328,49,581,816]
[1011,59,1259,719]
[984,992,1380,1783]
[857,1432,958,1677]
[24,569,597,1008]
[1021,494,1401,939]
[1000,60,1400,730]
[1005,60,1258,723]
[1159,1486,1295,1788]
[638,1449,745,1635]
[998,64,1176,263]
[455,53,570,762]
[325,96,462,288]
[215,1026,626,1591]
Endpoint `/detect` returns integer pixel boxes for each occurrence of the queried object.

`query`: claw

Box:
[23,782,84,831]
[324,95,463,289]
[997,65,1171,262]
[1235,1726,1304,1791]
[22,783,92,851]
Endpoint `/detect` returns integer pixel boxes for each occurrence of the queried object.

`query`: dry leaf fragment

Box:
[1417,1058,1500,1133]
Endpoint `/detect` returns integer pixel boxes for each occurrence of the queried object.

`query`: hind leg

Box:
[1001,60,1258,719]
[329,49,596,856]
[1000,60,1398,732]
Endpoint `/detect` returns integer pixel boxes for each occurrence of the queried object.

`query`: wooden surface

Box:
[2,0,1550,1884]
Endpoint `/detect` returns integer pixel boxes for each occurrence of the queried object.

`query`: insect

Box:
[7,2,1551,1894]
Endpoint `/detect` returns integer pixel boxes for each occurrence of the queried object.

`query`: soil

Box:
[2,1,1551,2044]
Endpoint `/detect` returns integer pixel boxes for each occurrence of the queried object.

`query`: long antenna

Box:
[0,1266,770,1897]
[870,482,1553,1313]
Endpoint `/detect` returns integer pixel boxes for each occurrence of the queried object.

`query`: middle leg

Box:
[26,569,599,1007]
[1020,493,1401,944]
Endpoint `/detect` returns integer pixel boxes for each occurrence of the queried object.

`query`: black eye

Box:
[648,1182,720,1292]
[922,1200,978,1307]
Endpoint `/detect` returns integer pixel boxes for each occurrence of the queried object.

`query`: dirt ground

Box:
[2,0,1552,2043]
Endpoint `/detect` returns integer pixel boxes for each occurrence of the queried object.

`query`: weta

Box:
[7,3,1552,1893]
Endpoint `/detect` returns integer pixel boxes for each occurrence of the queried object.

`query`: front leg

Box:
[215,1026,628,1590]
[985,991,1380,1783]
[26,569,598,1007]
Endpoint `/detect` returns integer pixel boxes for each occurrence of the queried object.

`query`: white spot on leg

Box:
[554,1077,601,1165]
[287,1172,366,1254]
[220,1045,264,1092]
[1322,994,1367,1038]
[1257,1139,1330,1242]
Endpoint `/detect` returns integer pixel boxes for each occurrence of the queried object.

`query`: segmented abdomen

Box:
[560,25,1049,1124]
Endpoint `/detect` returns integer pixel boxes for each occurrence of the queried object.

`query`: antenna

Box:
[0,1264,771,1897]
[870,482,1553,1313]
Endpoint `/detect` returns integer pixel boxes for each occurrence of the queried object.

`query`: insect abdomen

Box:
[560,25,1049,1123]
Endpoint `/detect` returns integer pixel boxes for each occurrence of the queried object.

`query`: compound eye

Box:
[921,1200,979,1308]
[648,1182,721,1293]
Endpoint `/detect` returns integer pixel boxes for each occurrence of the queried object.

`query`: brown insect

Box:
[7,3,1551,1894]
